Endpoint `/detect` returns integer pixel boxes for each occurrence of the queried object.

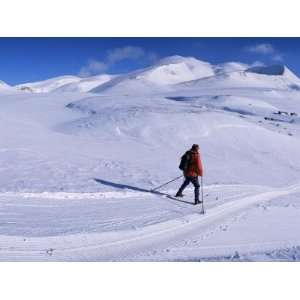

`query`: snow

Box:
[16,74,118,93]
[0,80,16,93]
[1,55,300,261]
[91,56,215,94]
[177,62,300,92]
[214,61,249,74]
[54,74,116,93]
[16,75,81,93]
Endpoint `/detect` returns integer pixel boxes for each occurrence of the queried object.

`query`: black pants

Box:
[177,176,200,202]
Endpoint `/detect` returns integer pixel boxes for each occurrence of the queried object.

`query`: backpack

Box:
[179,151,191,171]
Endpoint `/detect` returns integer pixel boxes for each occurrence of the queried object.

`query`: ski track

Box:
[0,183,300,261]
[0,191,151,200]
[0,183,261,200]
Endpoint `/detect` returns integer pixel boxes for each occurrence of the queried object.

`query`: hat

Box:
[191,144,199,151]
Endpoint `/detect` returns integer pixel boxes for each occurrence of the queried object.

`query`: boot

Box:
[175,191,184,197]
[194,199,203,205]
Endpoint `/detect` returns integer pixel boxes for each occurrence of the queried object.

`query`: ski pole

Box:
[151,175,183,191]
[201,176,205,214]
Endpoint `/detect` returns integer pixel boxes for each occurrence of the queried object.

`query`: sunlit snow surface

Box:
[1,56,300,261]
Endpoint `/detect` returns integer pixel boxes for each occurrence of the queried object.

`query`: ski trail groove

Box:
[0,183,266,200]
[64,183,300,260]
[1,183,299,261]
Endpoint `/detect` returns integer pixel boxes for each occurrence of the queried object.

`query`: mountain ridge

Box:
[4,55,300,94]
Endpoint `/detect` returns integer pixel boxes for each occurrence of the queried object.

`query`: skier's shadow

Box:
[93,178,194,205]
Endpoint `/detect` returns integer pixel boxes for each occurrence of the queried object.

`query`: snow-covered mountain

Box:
[53,74,116,93]
[90,57,300,95]
[147,55,215,84]
[213,61,249,75]
[246,64,300,83]
[11,56,300,95]
[1,55,300,261]
[0,80,15,93]
[15,74,117,94]
[90,56,216,94]
[16,75,81,93]
[177,63,300,91]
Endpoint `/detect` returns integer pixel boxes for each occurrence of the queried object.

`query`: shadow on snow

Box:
[93,178,194,205]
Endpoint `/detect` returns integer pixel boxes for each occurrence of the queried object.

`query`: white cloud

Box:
[79,46,158,77]
[108,46,158,64]
[246,43,276,54]
[107,46,145,63]
[79,59,108,77]
[245,43,284,63]
[251,61,266,67]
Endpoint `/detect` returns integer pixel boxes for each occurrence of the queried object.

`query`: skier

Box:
[176,144,203,205]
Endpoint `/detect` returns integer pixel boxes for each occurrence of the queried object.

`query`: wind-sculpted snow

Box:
[56,90,300,191]
[0,55,300,261]
[165,95,279,116]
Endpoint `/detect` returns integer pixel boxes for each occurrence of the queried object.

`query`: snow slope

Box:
[1,56,300,261]
[91,56,216,95]
[0,80,15,93]
[0,183,300,261]
[53,74,116,93]
[178,64,300,91]
[16,75,81,93]
[214,62,249,74]
[15,74,117,93]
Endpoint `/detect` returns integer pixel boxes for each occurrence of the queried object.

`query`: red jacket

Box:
[184,150,203,177]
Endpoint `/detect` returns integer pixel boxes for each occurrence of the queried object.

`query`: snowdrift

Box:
[0,56,299,191]
[1,55,300,261]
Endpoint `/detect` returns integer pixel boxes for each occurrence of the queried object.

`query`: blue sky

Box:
[1,38,300,85]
